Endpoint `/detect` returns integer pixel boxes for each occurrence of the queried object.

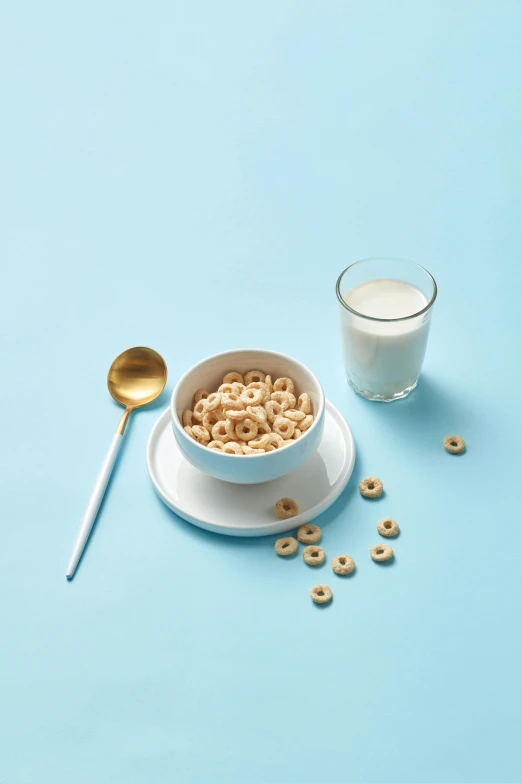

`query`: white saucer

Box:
[146,401,356,537]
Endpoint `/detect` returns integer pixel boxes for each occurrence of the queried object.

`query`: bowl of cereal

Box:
[171,349,325,484]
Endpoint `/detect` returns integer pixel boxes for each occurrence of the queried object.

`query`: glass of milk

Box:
[336,257,437,401]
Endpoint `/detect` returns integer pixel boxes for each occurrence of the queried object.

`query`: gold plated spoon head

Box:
[108,347,167,433]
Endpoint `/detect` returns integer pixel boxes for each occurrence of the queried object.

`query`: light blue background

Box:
[1,1,521,781]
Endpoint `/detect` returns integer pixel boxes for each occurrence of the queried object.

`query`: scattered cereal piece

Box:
[265,433,285,450]
[370,544,393,562]
[303,545,325,566]
[184,425,196,440]
[377,518,399,537]
[249,434,271,449]
[191,425,210,445]
[297,523,321,544]
[444,435,466,454]
[205,392,222,411]
[271,391,296,410]
[273,377,295,395]
[194,389,209,404]
[192,399,207,422]
[208,440,225,451]
[182,410,194,427]
[273,416,295,440]
[331,555,355,575]
[218,383,236,395]
[211,421,230,443]
[235,418,258,442]
[222,441,243,454]
[265,400,283,423]
[221,393,243,411]
[274,537,298,556]
[274,497,300,519]
[284,409,306,422]
[310,585,332,604]
[223,372,244,385]
[359,476,383,498]
[244,370,266,385]
[299,414,313,432]
[240,387,265,406]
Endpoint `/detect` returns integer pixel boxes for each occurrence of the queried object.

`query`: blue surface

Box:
[1,1,521,780]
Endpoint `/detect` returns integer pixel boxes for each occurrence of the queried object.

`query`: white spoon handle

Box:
[66,433,122,579]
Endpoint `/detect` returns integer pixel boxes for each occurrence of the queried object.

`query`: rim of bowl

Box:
[171,348,325,458]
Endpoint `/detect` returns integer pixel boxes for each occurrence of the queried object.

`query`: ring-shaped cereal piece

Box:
[273,416,296,440]
[370,544,394,562]
[192,399,208,422]
[298,393,311,414]
[232,382,245,394]
[184,425,196,440]
[266,433,285,450]
[297,523,321,544]
[284,408,306,422]
[256,420,271,434]
[310,585,332,604]
[211,421,230,443]
[218,383,236,395]
[203,409,225,434]
[274,497,300,519]
[235,418,259,442]
[224,408,249,420]
[222,372,244,385]
[192,425,210,445]
[300,415,314,432]
[303,545,325,566]
[331,555,355,575]
[222,441,242,454]
[207,440,225,451]
[224,418,237,439]
[443,435,466,454]
[273,377,295,395]
[274,536,298,556]
[264,400,283,423]
[182,409,194,427]
[194,389,209,404]
[240,387,264,406]
[248,433,271,449]
[293,428,302,439]
[205,392,222,411]
[242,444,265,454]
[359,476,384,498]
[264,375,273,394]
[244,370,266,385]
[377,518,400,537]
[221,392,243,411]
[271,391,296,410]
[246,405,267,423]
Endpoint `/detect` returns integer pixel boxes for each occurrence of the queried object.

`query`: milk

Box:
[340,278,432,400]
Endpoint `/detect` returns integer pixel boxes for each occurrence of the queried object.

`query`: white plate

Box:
[146,401,356,537]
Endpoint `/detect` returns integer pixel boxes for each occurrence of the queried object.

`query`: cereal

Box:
[205,392,222,411]
[377,518,399,537]
[211,421,230,443]
[299,415,313,432]
[246,405,267,423]
[194,390,209,404]
[370,544,393,562]
[331,555,355,575]
[274,537,298,556]
[284,409,306,422]
[273,377,295,395]
[181,368,314,455]
[273,416,295,440]
[223,372,244,385]
[298,393,311,414]
[271,391,296,410]
[208,440,225,451]
[297,523,321,543]
[274,497,300,519]
[192,425,211,445]
[221,393,243,411]
[222,441,242,454]
[240,387,264,406]
[303,545,325,566]
[444,435,466,454]
[235,418,258,442]
[310,585,332,604]
[203,409,225,434]
[192,399,208,422]
[244,370,265,385]
[359,476,383,498]
[224,408,249,420]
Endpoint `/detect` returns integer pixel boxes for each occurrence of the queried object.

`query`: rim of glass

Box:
[336,256,437,322]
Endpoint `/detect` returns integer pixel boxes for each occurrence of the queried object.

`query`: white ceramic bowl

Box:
[171,349,325,484]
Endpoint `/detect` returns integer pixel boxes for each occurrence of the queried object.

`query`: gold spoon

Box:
[66,347,167,579]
